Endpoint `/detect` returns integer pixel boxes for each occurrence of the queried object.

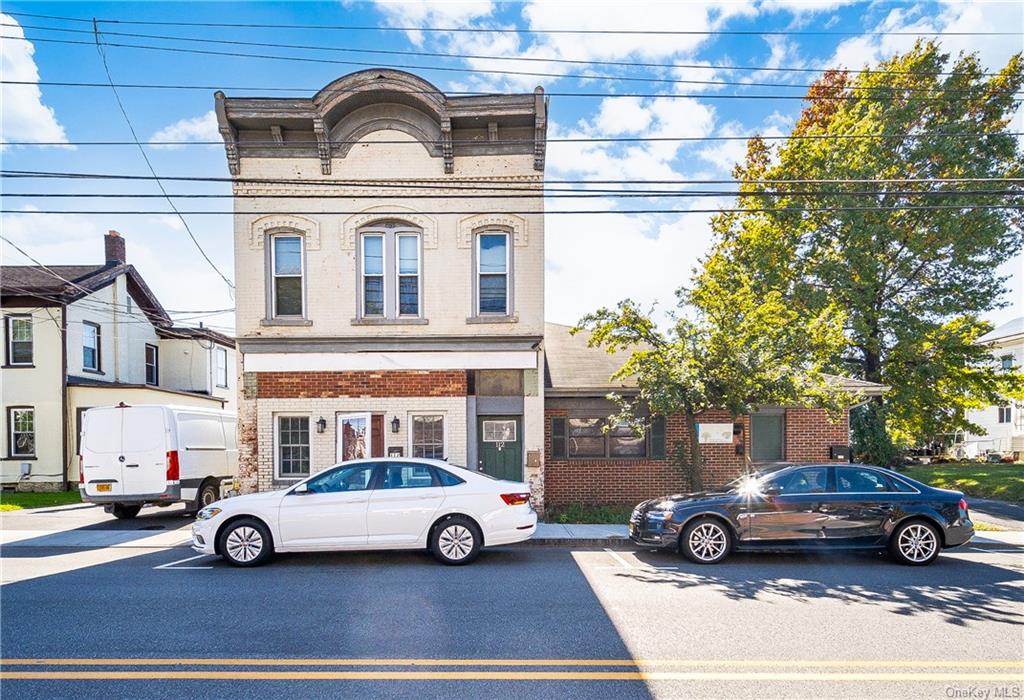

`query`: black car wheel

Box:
[890,520,941,566]
[218,518,274,567]
[680,517,732,564]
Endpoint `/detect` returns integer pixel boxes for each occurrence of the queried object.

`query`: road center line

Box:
[2,670,1021,682]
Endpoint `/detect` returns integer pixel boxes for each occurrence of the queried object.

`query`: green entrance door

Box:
[477,416,522,481]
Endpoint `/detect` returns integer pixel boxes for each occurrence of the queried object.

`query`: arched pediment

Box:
[341,206,439,250]
[329,103,443,158]
[314,69,447,130]
[249,214,320,250]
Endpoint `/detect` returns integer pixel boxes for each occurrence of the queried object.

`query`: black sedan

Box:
[629,463,973,566]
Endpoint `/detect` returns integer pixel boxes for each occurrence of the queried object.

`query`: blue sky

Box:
[2,0,1021,334]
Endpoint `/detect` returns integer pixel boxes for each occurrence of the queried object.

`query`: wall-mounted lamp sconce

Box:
[316,416,327,434]
[391,416,400,433]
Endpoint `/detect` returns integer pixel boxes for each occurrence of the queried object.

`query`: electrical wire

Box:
[90,21,235,292]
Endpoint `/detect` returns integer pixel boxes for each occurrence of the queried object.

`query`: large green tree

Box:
[700,41,1024,454]
[576,263,850,489]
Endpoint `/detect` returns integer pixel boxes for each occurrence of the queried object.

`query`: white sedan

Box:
[191,458,537,566]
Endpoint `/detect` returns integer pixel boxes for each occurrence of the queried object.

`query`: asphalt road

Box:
[2,506,1022,699]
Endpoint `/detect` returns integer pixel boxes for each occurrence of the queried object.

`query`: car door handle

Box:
[124,464,140,468]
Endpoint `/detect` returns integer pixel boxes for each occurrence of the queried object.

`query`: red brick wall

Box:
[544,406,849,507]
[254,370,468,399]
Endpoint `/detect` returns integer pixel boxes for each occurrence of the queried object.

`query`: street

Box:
[1,504,1022,699]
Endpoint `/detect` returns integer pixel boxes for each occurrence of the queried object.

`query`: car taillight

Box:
[500,492,531,506]
[78,455,84,484]
[959,498,969,515]
[166,450,180,482]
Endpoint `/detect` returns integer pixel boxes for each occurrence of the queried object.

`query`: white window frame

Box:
[998,406,1012,424]
[82,321,101,371]
[5,315,33,366]
[215,346,229,388]
[409,413,446,460]
[144,343,159,386]
[360,233,387,318]
[274,413,311,480]
[271,233,305,318]
[396,233,421,318]
[9,407,35,458]
[337,412,373,462]
[476,231,510,316]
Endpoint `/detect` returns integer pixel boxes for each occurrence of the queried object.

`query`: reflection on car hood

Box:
[641,491,735,510]
[213,488,287,511]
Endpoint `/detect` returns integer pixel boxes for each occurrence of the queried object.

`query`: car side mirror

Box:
[291,483,309,495]
[763,485,782,497]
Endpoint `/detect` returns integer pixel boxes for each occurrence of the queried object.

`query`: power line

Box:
[5,34,1019,102]
[4,169,1021,186]
[5,190,1020,200]
[5,206,1021,216]
[5,21,1014,90]
[91,21,234,293]
[7,11,1021,37]
[3,130,1021,147]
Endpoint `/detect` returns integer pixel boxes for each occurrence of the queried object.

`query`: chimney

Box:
[104,230,126,265]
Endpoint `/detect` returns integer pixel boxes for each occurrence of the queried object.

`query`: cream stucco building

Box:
[217,69,548,501]
[1,232,237,490]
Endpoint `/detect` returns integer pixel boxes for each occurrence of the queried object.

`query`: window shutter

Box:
[371,414,384,458]
[650,416,666,459]
[551,417,567,458]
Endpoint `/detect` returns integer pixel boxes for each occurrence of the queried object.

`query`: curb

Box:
[515,537,1021,550]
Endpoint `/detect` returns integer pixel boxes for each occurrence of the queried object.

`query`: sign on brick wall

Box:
[697,423,733,444]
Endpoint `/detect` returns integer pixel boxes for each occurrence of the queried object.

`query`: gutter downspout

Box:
[60,302,69,490]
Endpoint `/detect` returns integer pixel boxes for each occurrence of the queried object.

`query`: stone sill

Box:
[350,317,429,326]
[261,318,313,327]
[466,314,518,324]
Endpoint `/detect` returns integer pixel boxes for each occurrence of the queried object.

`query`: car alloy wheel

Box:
[225,525,263,563]
[688,522,729,562]
[897,523,938,564]
[438,524,474,561]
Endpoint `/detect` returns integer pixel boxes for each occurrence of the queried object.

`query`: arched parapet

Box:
[249,214,320,250]
[329,103,444,158]
[341,206,439,250]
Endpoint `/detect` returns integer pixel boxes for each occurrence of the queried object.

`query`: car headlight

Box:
[646,510,674,521]
[196,506,222,521]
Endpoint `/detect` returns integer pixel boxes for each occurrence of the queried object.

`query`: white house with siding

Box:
[1,231,236,490]
[961,316,1024,457]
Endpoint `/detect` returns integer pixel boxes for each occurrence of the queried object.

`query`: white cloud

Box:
[149,110,220,149]
[0,14,70,148]
[698,111,790,172]
[760,0,858,13]
[594,97,652,135]
[362,0,496,45]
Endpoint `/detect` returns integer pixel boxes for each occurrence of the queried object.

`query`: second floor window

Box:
[998,406,1012,424]
[272,235,304,317]
[5,316,33,365]
[1001,355,1014,371]
[145,344,159,386]
[216,346,229,388]
[359,228,422,319]
[477,232,509,315]
[83,322,101,371]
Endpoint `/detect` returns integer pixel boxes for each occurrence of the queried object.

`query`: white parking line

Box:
[604,548,634,569]
[153,554,215,570]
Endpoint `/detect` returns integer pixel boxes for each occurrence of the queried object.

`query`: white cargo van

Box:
[79,403,238,519]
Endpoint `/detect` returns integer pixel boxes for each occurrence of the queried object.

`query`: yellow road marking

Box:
[2,670,1022,682]
[2,658,1021,669]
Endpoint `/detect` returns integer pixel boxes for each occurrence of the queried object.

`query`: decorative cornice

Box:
[249,214,321,250]
[341,206,439,249]
[457,213,529,248]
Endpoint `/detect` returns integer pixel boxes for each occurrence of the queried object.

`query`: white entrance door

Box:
[336,413,371,462]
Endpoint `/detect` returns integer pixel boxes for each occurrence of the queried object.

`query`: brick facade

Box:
[544,406,849,508]
[255,370,467,399]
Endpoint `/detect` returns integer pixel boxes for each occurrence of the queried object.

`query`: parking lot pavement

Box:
[2,506,1022,699]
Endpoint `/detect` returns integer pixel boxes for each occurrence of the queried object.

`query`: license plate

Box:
[96,483,112,493]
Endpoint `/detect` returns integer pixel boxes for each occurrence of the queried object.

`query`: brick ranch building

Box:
[543,323,886,509]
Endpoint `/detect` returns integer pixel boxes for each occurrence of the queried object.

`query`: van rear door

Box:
[81,407,126,497]
[120,407,171,496]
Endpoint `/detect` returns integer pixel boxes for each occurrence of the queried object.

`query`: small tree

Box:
[576,262,853,490]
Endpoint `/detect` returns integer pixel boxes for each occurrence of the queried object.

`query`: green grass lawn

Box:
[0,490,82,512]
[899,463,1024,502]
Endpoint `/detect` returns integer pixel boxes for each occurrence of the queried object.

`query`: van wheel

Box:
[430,516,482,566]
[111,504,141,520]
[198,481,220,509]
[218,518,273,567]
